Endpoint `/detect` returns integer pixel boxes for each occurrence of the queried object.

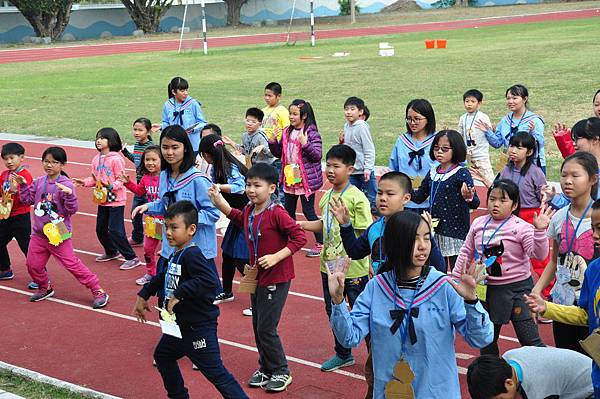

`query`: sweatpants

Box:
[284,193,323,244]
[553,321,590,355]
[154,322,248,399]
[0,212,31,271]
[130,195,146,243]
[143,236,161,276]
[251,281,291,375]
[95,205,137,260]
[27,235,100,291]
[221,254,246,294]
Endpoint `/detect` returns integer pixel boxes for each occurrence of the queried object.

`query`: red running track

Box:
[0,139,554,398]
[0,8,599,64]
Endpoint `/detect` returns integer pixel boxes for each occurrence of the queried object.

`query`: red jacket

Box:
[1,168,33,217]
[228,203,307,287]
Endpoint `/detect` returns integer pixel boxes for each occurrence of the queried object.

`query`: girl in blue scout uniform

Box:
[328,211,493,399]
[388,99,438,213]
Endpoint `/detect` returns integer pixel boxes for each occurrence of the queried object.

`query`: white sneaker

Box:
[120,257,141,270]
[242,308,253,317]
[213,292,234,305]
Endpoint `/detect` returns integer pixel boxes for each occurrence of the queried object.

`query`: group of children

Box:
[1,80,600,398]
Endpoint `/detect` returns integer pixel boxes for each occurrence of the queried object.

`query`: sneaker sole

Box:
[120,262,141,270]
[248,380,270,388]
[265,376,293,392]
[96,255,121,262]
[30,290,55,302]
[0,276,14,280]
[305,253,321,258]
[93,294,109,309]
[213,296,235,305]
[320,359,355,372]
[242,311,253,317]
[136,280,151,286]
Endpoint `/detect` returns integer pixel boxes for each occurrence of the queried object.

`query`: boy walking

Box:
[134,201,247,399]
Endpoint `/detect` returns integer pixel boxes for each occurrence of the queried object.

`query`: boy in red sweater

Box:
[0,143,33,283]
[208,162,306,393]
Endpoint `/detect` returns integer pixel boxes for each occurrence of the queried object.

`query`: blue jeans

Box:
[96,205,137,260]
[350,172,377,213]
[272,159,285,204]
[131,194,146,243]
[321,272,368,358]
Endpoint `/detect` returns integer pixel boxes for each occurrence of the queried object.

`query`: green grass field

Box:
[1,15,599,179]
[0,371,85,399]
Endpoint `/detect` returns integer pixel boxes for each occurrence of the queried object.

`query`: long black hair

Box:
[562,152,599,198]
[96,127,122,153]
[405,99,436,135]
[198,134,248,184]
[42,146,69,177]
[159,125,195,173]
[168,77,189,99]
[508,131,537,177]
[487,179,521,216]
[288,99,318,132]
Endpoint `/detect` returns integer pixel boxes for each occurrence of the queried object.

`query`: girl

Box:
[388,99,437,213]
[73,128,140,270]
[268,99,323,257]
[554,90,600,158]
[119,146,162,286]
[161,77,207,154]
[533,152,600,354]
[121,117,155,247]
[199,134,249,304]
[328,211,493,399]
[411,130,480,271]
[16,147,109,308]
[132,125,220,271]
[478,84,547,174]
[453,179,553,356]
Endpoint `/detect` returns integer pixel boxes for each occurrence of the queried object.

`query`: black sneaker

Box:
[248,370,271,388]
[265,374,292,392]
[213,292,235,305]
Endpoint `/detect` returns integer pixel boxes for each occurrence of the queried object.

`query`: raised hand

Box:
[448,259,485,301]
[251,145,265,155]
[338,130,345,144]
[11,174,27,186]
[540,184,556,203]
[71,178,85,187]
[207,184,230,214]
[475,120,492,133]
[325,256,350,305]
[532,204,555,230]
[523,292,547,315]
[121,142,128,151]
[422,211,433,228]
[270,126,282,142]
[151,123,162,132]
[132,204,149,218]
[221,135,236,147]
[118,171,130,184]
[553,122,569,137]
[298,130,308,145]
[55,182,72,195]
[461,182,475,202]
[329,196,351,225]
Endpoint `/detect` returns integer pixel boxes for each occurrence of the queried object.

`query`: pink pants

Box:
[143,236,160,276]
[27,234,100,291]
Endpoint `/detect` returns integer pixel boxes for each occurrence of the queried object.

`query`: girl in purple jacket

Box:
[269,99,323,257]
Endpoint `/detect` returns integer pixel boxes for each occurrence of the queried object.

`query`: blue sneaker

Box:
[28,281,39,290]
[0,270,14,280]
[320,354,355,372]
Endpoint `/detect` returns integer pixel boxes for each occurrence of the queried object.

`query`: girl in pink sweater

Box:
[73,128,140,270]
[452,179,554,356]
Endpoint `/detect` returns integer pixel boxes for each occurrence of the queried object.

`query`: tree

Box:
[10,0,74,40]
[121,0,174,33]
[223,0,248,26]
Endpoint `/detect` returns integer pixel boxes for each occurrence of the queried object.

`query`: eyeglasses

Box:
[406,117,427,124]
[42,160,61,166]
[433,146,452,153]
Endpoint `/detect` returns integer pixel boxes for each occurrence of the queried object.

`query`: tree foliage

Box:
[120,0,174,33]
[11,0,75,40]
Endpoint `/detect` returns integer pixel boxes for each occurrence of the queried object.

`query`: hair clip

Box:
[213,140,224,148]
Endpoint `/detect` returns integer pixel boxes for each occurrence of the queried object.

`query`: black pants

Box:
[130,194,146,243]
[321,272,368,359]
[553,321,589,355]
[480,320,545,356]
[96,205,136,260]
[154,322,248,399]
[284,193,323,244]
[221,254,246,294]
[251,281,290,375]
[0,213,31,271]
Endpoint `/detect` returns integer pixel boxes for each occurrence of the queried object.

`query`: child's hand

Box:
[221,135,236,147]
[338,130,345,144]
[166,296,180,314]
[208,185,226,206]
[132,204,149,218]
[422,211,433,228]
[11,174,27,187]
[523,292,547,315]
[298,131,308,145]
[55,182,72,195]
[329,197,351,225]
[363,171,371,182]
[251,145,265,155]
[533,203,555,230]
[553,122,569,137]
[258,254,279,269]
[448,259,485,301]
[540,184,556,203]
[270,126,282,141]
[71,178,85,187]
[461,182,475,202]
[325,256,350,305]
[121,142,128,151]
[151,123,162,132]
[475,120,492,133]
[133,296,151,323]
[118,171,130,184]
[528,120,536,132]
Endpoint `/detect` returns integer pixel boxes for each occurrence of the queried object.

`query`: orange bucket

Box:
[436,39,447,49]
[425,39,435,49]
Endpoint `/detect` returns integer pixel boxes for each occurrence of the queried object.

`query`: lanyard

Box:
[325,183,351,242]
[430,164,458,211]
[377,219,386,268]
[395,275,422,356]
[481,216,511,256]
[463,111,478,142]
[164,244,192,296]
[248,204,269,267]
[43,176,58,195]
[564,200,593,254]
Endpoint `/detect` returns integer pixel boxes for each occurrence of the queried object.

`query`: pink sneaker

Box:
[92,288,109,309]
[135,274,153,286]
[306,243,323,258]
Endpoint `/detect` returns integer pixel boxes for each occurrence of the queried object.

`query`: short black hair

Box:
[96,127,123,152]
[164,200,198,228]
[1,142,25,158]
[247,162,279,185]
[201,123,222,136]
[487,179,521,215]
[570,119,589,141]
[467,355,513,399]
[326,144,356,166]
[379,171,412,194]
[362,105,370,121]
[463,89,483,102]
[246,107,265,121]
[265,82,282,96]
[344,96,365,110]
[429,130,467,164]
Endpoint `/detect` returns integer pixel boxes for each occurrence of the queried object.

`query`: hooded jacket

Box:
[82,151,127,207]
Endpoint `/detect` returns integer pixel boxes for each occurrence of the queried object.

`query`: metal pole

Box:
[285,0,297,44]
[310,0,315,47]
[201,0,208,55]
[177,2,188,53]
[350,0,356,24]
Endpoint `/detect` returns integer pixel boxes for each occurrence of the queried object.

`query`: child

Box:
[120,146,162,285]
[479,84,547,174]
[411,130,480,270]
[297,145,371,372]
[161,76,207,154]
[533,152,600,354]
[198,134,249,304]
[269,99,323,258]
[133,201,247,399]
[121,117,155,247]
[328,211,493,398]
[458,89,494,183]
[554,91,600,158]
[0,143,32,283]
[452,179,552,356]
[195,123,222,175]
[388,99,437,213]
[207,163,307,393]
[237,107,275,167]
[17,147,109,308]
[73,128,140,270]
[261,82,290,143]
[467,347,594,399]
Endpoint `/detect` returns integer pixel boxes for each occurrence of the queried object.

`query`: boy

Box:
[0,143,33,283]
[208,163,307,393]
[342,97,377,214]
[261,82,290,142]
[134,201,247,399]
[458,89,494,183]
[467,347,594,399]
[298,145,371,372]
[223,108,275,167]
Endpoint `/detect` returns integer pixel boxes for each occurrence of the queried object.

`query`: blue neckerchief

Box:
[391,272,422,357]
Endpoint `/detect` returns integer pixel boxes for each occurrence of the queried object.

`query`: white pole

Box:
[178,2,189,54]
[350,0,356,24]
[310,0,315,47]
[285,0,297,44]
[201,0,208,55]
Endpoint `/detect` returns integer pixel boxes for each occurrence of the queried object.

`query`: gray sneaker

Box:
[119,258,140,270]
[248,370,271,388]
[30,288,55,302]
[92,289,109,309]
[95,253,120,262]
[265,374,292,392]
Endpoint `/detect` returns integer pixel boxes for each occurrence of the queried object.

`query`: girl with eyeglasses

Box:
[388,99,437,213]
